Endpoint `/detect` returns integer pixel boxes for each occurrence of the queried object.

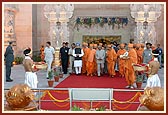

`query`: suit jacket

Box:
[96,49,105,63]
[4,45,14,63]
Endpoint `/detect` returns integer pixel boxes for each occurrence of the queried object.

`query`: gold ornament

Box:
[5,84,35,109]
[139,87,164,111]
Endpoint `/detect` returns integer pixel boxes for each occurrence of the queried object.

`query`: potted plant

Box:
[135,71,143,89]
[47,70,54,87]
[53,68,59,82]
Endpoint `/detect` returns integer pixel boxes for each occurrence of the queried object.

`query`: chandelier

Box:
[130,4,162,23]
[44,4,74,23]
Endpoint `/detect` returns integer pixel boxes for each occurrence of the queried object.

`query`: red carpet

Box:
[40,73,143,111]
[56,74,127,88]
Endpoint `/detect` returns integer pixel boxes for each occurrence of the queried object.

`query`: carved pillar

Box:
[4,4,19,52]
[43,4,74,66]
[130,4,162,44]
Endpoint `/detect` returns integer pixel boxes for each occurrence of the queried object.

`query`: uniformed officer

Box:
[4,41,14,82]
[60,42,69,74]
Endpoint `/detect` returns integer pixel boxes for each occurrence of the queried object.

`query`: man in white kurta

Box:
[72,43,84,75]
[96,45,105,77]
[44,41,55,79]
[23,48,38,89]
[145,51,161,89]
[68,43,75,74]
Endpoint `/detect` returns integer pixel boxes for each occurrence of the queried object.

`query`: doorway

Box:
[83,35,121,45]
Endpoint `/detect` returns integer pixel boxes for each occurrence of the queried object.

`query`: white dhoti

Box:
[145,74,161,88]
[25,72,38,88]
[74,60,82,75]
[74,60,82,67]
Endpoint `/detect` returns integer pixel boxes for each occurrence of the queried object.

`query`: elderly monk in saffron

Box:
[117,43,126,77]
[86,44,96,76]
[136,43,143,64]
[82,42,89,74]
[106,44,117,77]
[124,43,137,89]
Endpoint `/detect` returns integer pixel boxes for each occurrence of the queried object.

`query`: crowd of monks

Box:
[82,42,144,74]
[80,42,157,88]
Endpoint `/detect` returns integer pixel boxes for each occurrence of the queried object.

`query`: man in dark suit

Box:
[59,42,69,74]
[4,41,14,82]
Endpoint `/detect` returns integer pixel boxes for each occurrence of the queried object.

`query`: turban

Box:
[23,48,32,56]
[152,50,159,56]
[128,43,133,48]
[76,42,80,46]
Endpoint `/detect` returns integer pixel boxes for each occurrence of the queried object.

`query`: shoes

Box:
[130,86,134,89]
[6,79,13,82]
[143,80,147,83]
[125,85,130,88]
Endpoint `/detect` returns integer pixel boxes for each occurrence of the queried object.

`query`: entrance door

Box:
[83,35,121,45]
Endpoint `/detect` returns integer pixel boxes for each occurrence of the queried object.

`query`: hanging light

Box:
[143,20,148,29]
[56,21,61,30]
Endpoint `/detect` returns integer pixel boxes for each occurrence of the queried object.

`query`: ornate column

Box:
[4,4,19,51]
[130,4,162,44]
[43,4,74,48]
[43,4,74,66]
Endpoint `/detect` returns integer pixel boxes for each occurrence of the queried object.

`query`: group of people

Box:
[4,40,162,89]
[58,41,162,89]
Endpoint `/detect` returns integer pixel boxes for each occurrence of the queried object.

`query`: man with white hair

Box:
[96,45,105,77]
[72,43,84,75]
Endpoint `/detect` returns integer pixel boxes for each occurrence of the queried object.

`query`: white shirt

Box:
[44,46,55,60]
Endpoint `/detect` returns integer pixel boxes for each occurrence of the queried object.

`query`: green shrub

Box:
[71,105,82,111]
[14,56,24,64]
[96,106,106,111]
[48,70,54,80]
[32,55,42,62]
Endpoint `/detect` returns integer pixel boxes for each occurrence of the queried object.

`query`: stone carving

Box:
[4,13,14,33]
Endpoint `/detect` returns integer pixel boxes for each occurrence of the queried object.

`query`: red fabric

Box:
[40,73,142,111]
